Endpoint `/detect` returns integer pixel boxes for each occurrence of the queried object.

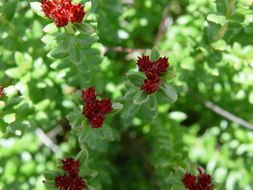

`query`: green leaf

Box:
[5,67,23,78]
[58,34,74,50]
[79,169,98,180]
[3,113,16,124]
[43,171,58,181]
[150,47,160,61]
[67,111,84,128]
[121,104,140,118]
[43,23,58,34]
[102,127,115,140]
[78,126,92,144]
[76,34,98,47]
[77,62,90,73]
[30,2,45,17]
[211,39,227,51]
[69,45,82,65]
[126,71,145,87]
[133,90,148,105]
[157,84,177,103]
[4,97,23,110]
[231,13,245,23]
[75,150,89,164]
[207,13,227,26]
[15,52,32,70]
[147,94,157,111]
[124,87,139,101]
[72,90,83,105]
[48,49,68,59]
[162,71,177,81]
[41,34,58,48]
[112,102,123,110]
[74,23,95,34]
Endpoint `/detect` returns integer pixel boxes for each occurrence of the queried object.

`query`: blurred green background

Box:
[0,0,253,189]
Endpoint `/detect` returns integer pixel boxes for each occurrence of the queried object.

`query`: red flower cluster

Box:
[0,85,4,97]
[182,168,214,190]
[82,87,113,128]
[136,55,169,94]
[55,158,88,190]
[41,0,87,27]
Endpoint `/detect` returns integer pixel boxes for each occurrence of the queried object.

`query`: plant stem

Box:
[65,23,75,34]
[215,0,237,40]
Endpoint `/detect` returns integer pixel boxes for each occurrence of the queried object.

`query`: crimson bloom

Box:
[136,55,169,94]
[41,0,87,27]
[81,86,96,103]
[0,85,4,97]
[141,79,161,95]
[55,173,87,190]
[55,158,88,190]
[182,168,214,190]
[136,55,169,73]
[182,173,196,189]
[61,158,80,174]
[81,87,113,128]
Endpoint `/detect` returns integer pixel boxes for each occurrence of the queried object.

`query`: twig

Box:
[154,5,171,47]
[103,46,170,58]
[103,46,151,54]
[188,90,253,130]
[121,0,134,4]
[47,125,63,139]
[204,101,253,130]
[36,128,59,153]
[215,0,237,40]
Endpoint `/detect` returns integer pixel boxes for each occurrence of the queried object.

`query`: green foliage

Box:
[0,0,253,189]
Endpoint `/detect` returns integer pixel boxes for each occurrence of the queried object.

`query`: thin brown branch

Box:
[103,46,151,54]
[103,46,170,58]
[154,5,171,47]
[36,128,59,153]
[204,101,253,130]
[188,90,253,130]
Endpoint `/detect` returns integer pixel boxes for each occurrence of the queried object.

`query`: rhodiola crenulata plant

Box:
[1,0,253,189]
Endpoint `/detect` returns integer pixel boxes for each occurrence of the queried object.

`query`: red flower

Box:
[81,87,113,128]
[155,57,169,72]
[197,168,212,186]
[182,173,196,189]
[83,103,97,118]
[136,55,169,73]
[136,55,151,72]
[82,87,96,103]
[62,158,80,174]
[41,0,87,27]
[90,113,105,128]
[55,173,88,190]
[144,71,160,82]
[182,168,214,190]
[69,4,85,23]
[136,55,169,95]
[0,85,4,98]
[97,99,113,114]
[141,79,160,94]
[55,158,88,190]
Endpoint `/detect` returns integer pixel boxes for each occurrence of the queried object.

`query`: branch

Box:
[215,0,237,40]
[154,4,171,46]
[188,90,253,130]
[103,46,151,54]
[204,101,253,130]
[36,128,59,153]
[103,46,170,59]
